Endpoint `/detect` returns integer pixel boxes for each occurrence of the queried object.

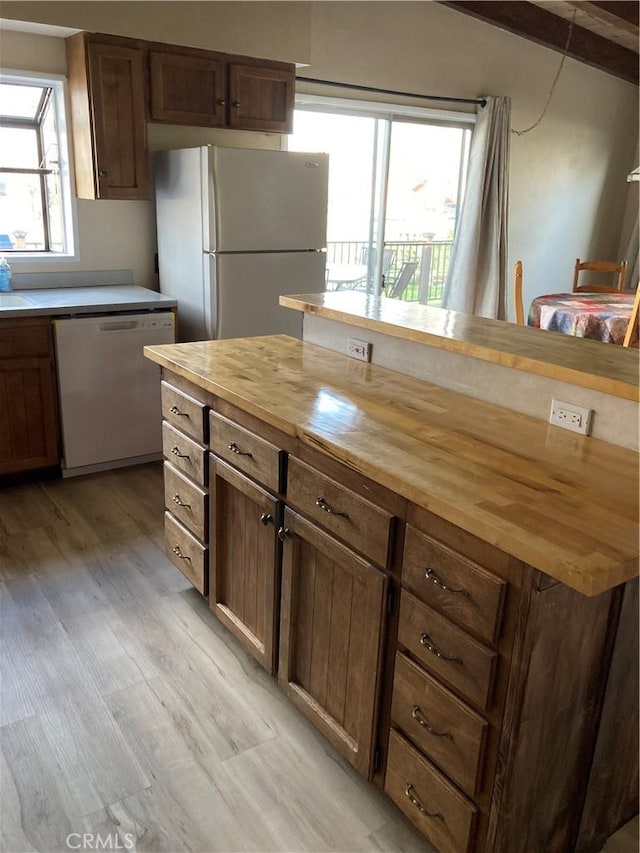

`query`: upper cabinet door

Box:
[228,63,295,133]
[86,41,149,200]
[149,50,227,127]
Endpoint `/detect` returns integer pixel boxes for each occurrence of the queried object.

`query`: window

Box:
[289,97,473,304]
[0,73,75,258]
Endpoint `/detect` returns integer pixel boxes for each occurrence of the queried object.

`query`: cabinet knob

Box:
[216,99,226,106]
[172,494,191,510]
[405,785,443,820]
[98,169,108,178]
[170,405,190,418]
[260,512,273,526]
[231,100,240,108]
[171,446,190,460]
[277,526,289,542]
[411,705,452,740]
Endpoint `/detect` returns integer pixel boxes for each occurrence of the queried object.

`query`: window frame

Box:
[0,70,78,261]
[288,94,476,297]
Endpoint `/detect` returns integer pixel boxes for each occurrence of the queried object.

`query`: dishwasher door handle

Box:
[98,321,139,332]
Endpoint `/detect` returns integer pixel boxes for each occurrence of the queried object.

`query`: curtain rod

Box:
[296,76,486,108]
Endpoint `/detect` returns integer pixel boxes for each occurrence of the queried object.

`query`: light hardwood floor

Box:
[0,464,637,853]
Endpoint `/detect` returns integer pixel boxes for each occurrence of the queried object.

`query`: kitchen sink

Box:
[0,292,34,308]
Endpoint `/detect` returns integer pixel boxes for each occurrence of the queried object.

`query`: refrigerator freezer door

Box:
[209,251,327,339]
[206,148,328,253]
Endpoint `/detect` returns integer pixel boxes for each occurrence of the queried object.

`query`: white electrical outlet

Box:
[549,399,593,435]
[347,338,372,362]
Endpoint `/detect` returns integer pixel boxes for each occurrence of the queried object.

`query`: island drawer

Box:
[391,652,488,799]
[163,421,207,485]
[398,591,497,711]
[164,461,208,542]
[209,411,284,493]
[164,511,208,595]
[385,729,477,853]
[286,456,393,567]
[161,381,208,442]
[403,526,506,645]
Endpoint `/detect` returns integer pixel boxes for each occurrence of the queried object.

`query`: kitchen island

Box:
[145,334,638,853]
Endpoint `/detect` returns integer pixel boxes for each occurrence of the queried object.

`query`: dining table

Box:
[528,291,635,345]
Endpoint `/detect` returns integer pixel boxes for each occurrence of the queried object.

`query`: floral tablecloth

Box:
[528,292,634,345]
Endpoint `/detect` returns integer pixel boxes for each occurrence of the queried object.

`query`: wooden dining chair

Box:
[622,285,640,348]
[514,260,524,324]
[572,259,627,293]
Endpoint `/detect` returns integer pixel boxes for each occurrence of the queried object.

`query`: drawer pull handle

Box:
[260,512,274,526]
[277,526,289,542]
[315,497,349,518]
[405,785,443,820]
[172,494,191,509]
[411,705,453,740]
[425,567,469,597]
[171,446,190,460]
[170,405,190,418]
[228,441,253,458]
[172,545,192,562]
[420,632,462,665]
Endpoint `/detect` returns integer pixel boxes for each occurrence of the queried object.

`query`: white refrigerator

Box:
[154,146,329,341]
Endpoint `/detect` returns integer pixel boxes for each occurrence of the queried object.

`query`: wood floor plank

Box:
[0,718,79,853]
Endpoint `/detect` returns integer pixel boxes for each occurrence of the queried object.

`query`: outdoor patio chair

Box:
[387,261,418,299]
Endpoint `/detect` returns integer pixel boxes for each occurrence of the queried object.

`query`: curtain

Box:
[442,96,511,319]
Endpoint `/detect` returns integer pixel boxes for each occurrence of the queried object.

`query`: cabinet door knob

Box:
[231,100,240,108]
[424,567,469,597]
[277,526,289,542]
[260,512,273,526]
[98,169,108,178]
[216,98,226,106]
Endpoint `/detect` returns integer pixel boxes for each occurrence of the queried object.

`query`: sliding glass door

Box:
[289,101,472,304]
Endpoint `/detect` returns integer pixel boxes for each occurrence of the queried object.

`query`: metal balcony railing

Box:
[326,240,453,305]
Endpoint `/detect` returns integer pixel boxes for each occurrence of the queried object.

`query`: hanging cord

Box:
[512,9,576,136]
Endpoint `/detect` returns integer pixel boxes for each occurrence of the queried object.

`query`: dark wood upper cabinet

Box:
[229,63,295,133]
[67,33,149,200]
[149,49,226,127]
[66,32,296,199]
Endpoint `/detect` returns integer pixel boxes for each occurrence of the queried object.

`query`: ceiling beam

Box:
[577,2,639,30]
[440,1,638,85]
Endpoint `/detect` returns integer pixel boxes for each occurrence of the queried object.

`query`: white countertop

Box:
[0,285,177,317]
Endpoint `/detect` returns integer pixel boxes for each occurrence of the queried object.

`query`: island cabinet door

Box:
[209,456,280,674]
[278,507,388,779]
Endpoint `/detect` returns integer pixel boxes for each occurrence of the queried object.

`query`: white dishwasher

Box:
[54,312,175,476]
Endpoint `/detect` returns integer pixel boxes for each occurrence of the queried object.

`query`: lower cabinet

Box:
[0,318,59,476]
[209,454,281,673]
[278,507,388,778]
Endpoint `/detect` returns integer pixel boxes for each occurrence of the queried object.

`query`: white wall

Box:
[0,2,637,310]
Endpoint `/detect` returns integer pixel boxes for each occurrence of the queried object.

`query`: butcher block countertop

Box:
[280,291,639,402]
[144,335,639,597]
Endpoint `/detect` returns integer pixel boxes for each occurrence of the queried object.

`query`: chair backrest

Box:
[623,285,640,348]
[362,246,395,275]
[572,258,627,293]
[514,260,524,324]
[388,261,418,299]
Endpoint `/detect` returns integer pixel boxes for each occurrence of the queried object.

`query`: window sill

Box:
[3,252,79,263]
